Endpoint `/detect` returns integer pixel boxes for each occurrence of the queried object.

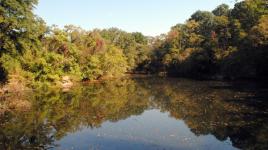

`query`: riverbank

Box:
[1,72,266,94]
[1,73,267,116]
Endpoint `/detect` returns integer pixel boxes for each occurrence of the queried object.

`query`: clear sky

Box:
[34,0,236,36]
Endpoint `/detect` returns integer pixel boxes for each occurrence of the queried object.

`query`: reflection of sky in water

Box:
[56,109,236,150]
[2,78,266,150]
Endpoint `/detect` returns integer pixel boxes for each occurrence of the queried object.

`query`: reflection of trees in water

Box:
[0,78,267,149]
[141,78,268,150]
[0,79,151,149]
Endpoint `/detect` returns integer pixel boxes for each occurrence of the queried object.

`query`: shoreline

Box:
[1,73,267,93]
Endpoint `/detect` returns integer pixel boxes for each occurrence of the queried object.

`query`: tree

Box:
[212,4,230,16]
[231,0,268,31]
[0,0,47,83]
[132,32,148,44]
[249,15,268,47]
[100,46,128,78]
[248,15,268,78]
[190,11,215,38]
[0,0,41,55]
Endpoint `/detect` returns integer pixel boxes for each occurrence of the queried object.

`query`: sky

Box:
[34,0,237,36]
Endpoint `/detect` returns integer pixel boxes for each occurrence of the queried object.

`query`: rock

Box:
[62,76,73,89]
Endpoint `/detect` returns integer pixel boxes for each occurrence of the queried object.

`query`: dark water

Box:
[0,78,268,150]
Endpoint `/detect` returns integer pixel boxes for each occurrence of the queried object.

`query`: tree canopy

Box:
[0,0,268,88]
[144,0,268,80]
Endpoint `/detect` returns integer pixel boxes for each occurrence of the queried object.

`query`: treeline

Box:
[144,0,268,80]
[0,0,268,88]
[0,0,150,87]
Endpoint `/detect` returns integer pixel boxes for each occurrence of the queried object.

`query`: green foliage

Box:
[231,0,268,30]
[0,0,45,83]
[132,32,148,44]
[0,1,131,86]
[249,15,268,46]
[81,55,103,80]
[1,0,268,86]
[80,46,128,80]
[212,4,230,16]
[146,0,268,80]
[100,28,150,70]
[100,46,129,77]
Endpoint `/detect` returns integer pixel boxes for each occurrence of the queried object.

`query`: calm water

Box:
[0,78,268,150]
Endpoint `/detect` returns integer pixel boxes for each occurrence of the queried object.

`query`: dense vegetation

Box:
[145,0,268,80]
[0,0,267,88]
[0,0,150,88]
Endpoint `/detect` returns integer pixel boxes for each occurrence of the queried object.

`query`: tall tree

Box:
[212,4,230,16]
[0,0,46,82]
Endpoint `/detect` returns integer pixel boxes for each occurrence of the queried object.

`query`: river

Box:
[0,77,267,150]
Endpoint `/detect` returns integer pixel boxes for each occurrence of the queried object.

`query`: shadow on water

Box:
[210,81,268,110]
[0,77,267,150]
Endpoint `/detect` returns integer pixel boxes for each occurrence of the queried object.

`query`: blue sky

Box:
[34,0,236,36]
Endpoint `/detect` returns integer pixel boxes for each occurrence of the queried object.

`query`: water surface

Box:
[0,78,268,150]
